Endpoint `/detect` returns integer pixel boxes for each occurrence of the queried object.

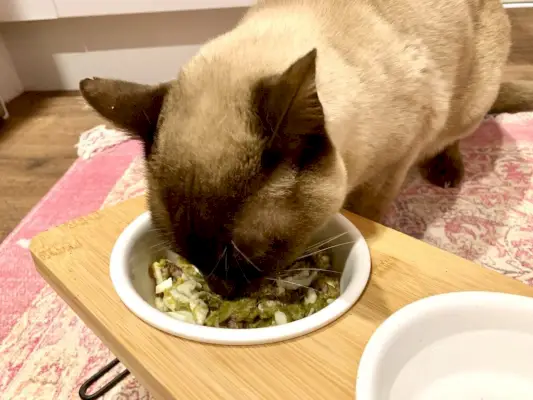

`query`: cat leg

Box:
[419,141,464,188]
[344,162,412,221]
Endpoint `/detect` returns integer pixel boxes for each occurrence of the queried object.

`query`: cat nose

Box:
[187,237,229,270]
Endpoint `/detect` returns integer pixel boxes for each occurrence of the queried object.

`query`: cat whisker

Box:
[296,241,356,260]
[207,247,227,279]
[231,240,262,272]
[142,110,151,125]
[265,277,314,291]
[149,242,170,252]
[225,251,229,281]
[303,232,348,254]
[279,268,341,276]
[234,256,250,283]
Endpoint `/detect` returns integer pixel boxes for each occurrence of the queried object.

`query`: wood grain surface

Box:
[30,197,533,399]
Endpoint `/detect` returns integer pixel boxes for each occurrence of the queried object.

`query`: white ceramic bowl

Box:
[110,211,371,345]
[357,291,533,400]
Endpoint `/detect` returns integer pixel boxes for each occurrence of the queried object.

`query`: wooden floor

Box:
[0,9,532,243]
[0,94,105,241]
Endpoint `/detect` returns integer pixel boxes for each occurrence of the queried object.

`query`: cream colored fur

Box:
[186,0,511,219]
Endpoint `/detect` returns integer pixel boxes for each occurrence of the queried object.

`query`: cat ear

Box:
[79,78,169,146]
[253,49,330,168]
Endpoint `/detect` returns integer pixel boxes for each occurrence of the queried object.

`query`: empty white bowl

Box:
[110,211,371,345]
[357,291,533,400]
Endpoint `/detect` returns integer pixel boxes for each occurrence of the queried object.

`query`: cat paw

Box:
[420,147,464,189]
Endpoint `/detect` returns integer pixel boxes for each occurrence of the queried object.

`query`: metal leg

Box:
[79,358,131,400]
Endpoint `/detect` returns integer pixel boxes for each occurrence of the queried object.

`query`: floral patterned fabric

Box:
[0,113,532,398]
[385,114,533,284]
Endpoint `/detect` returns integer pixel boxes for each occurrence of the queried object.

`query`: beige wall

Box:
[0,8,245,91]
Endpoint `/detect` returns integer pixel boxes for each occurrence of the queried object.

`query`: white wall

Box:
[0,33,22,100]
[0,8,246,91]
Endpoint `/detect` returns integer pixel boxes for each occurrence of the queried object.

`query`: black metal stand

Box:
[79,358,130,400]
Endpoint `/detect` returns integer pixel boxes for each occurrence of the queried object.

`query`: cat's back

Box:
[254,0,505,57]
[247,0,509,181]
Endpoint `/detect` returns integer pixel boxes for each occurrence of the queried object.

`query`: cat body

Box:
[81,0,533,297]
[204,0,511,216]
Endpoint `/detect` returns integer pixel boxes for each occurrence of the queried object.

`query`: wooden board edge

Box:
[29,250,172,400]
[342,210,533,294]
[28,197,147,252]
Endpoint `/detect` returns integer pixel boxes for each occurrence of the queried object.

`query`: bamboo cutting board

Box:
[30,197,533,399]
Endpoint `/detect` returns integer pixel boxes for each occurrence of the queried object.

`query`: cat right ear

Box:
[252,49,330,170]
[79,78,169,147]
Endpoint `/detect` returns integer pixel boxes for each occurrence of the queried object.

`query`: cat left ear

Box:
[253,49,329,167]
[79,78,169,149]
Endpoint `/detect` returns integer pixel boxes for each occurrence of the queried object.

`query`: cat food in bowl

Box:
[150,253,340,329]
[110,211,371,345]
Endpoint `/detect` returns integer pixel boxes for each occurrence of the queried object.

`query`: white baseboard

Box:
[0,8,246,91]
[503,2,533,8]
[0,34,23,101]
[0,96,9,119]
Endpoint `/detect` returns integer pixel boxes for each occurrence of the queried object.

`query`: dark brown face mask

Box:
[79,49,342,298]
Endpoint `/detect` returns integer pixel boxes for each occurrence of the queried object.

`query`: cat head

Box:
[80,49,347,298]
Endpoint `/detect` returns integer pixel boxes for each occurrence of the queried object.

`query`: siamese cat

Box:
[80,0,533,297]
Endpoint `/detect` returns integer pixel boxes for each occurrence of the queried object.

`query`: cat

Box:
[80,0,533,298]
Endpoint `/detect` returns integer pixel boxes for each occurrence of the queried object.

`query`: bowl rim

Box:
[110,211,371,345]
[355,291,533,399]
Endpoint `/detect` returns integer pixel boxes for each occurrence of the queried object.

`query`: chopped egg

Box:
[155,277,173,294]
[274,311,288,325]
[175,280,199,297]
[304,288,317,305]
